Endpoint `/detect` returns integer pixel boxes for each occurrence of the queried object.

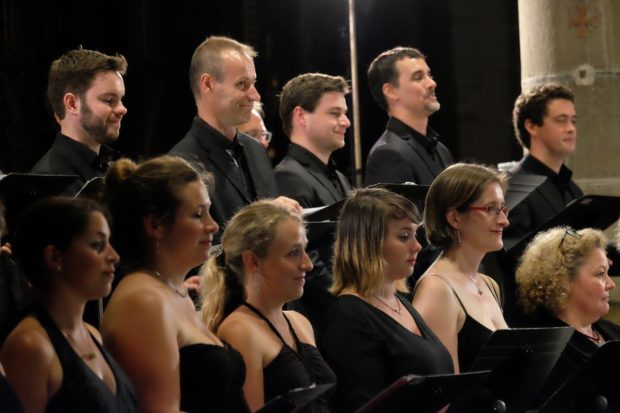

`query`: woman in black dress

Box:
[321,188,453,412]
[412,163,509,373]
[201,200,335,412]
[102,155,249,413]
[0,197,137,413]
[516,226,618,406]
[0,201,23,413]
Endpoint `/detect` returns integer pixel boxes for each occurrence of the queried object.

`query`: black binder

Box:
[462,327,574,413]
[256,383,334,413]
[303,183,429,223]
[538,340,620,413]
[0,173,79,238]
[75,176,105,200]
[504,173,547,211]
[355,371,490,413]
[504,195,620,254]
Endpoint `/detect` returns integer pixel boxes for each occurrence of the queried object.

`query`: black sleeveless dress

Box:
[35,308,138,413]
[242,302,336,413]
[178,342,250,413]
[419,274,502,371]
[0,373,23,413]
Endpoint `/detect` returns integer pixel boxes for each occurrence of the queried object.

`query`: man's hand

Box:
[1,242,12,256]
[273,196,302,214]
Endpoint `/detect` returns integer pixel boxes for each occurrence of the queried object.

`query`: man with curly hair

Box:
[506,84,583,242]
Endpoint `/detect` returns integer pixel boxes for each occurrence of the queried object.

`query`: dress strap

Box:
[242,302,295,346]
[480,275,502,309]
[415,273,469,315]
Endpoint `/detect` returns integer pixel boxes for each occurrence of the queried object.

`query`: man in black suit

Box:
[500,84,582,325]
[170,36,299,233]
[274,73,353,336]
[31,49,127,195]
[507,84,583,242]
[275,73,352,207]
[364,47,453,187]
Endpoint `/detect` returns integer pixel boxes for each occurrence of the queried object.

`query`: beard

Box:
[80,101,119,145]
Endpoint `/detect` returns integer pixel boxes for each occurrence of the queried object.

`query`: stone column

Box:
[518,0,620,322]
[518,0,620,196]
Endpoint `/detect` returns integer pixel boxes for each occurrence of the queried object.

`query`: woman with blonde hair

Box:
[201,200,335,413]
[321,188,453,412]
[412,163,509,373]
[516,226,618,405]
[101,155,249,413]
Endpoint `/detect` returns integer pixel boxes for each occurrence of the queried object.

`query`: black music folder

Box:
[0,173,79,238]
[538,340,620,413]
[504,173,547,211]
[304,183,429,223]
[75,176,105,200]
[355,371,490,413]
[256,383,334,413]
[504,195,620,254]
[461,327,574,413]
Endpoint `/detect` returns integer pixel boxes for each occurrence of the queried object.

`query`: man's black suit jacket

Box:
[31,134,115,195]
[169,117,278,233]
[274,144,352,208]
[364,117,454,186]
[506,155,583,245]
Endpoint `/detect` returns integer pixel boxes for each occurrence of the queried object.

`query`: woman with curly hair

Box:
[516,226,618,406]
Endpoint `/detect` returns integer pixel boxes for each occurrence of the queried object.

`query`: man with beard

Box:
[364,47,453,187]
[31,48,127,195]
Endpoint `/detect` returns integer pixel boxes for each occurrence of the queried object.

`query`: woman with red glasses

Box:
[412,163,510,373]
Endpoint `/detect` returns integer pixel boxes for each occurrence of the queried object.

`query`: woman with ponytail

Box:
[101,155,250,413]
[200,200,335,413]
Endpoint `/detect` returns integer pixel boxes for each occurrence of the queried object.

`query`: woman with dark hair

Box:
[320,188,453,412]
[412,163,509,373]
[201,200,335,413]
[0,197,137,413]
[0,201,24,413]
[102,155,249,413]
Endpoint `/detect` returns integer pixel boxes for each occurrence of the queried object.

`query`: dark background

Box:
[0,0,523,179]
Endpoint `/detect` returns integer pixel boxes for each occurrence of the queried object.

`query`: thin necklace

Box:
[466,274,483,295]
[583,327,603,345]
[373,294,402,314]
[147,270,188,298]
[63,328,97,360]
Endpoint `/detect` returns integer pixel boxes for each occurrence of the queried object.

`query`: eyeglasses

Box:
[245,130,272,143]
[467,205,509,220]
[262,131,272,143]
[559,227,581,249]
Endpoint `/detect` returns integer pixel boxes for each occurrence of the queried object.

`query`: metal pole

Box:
[348,0,363,187]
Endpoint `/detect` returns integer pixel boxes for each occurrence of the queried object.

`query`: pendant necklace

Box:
[147,269,188,298]
[373,294,402,314]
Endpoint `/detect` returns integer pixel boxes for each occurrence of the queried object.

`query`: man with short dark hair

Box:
[170,36,299,233]
[31,48,128,194]
[275,73,352,208]
[507,83,583,241]
[364,47,453,187]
